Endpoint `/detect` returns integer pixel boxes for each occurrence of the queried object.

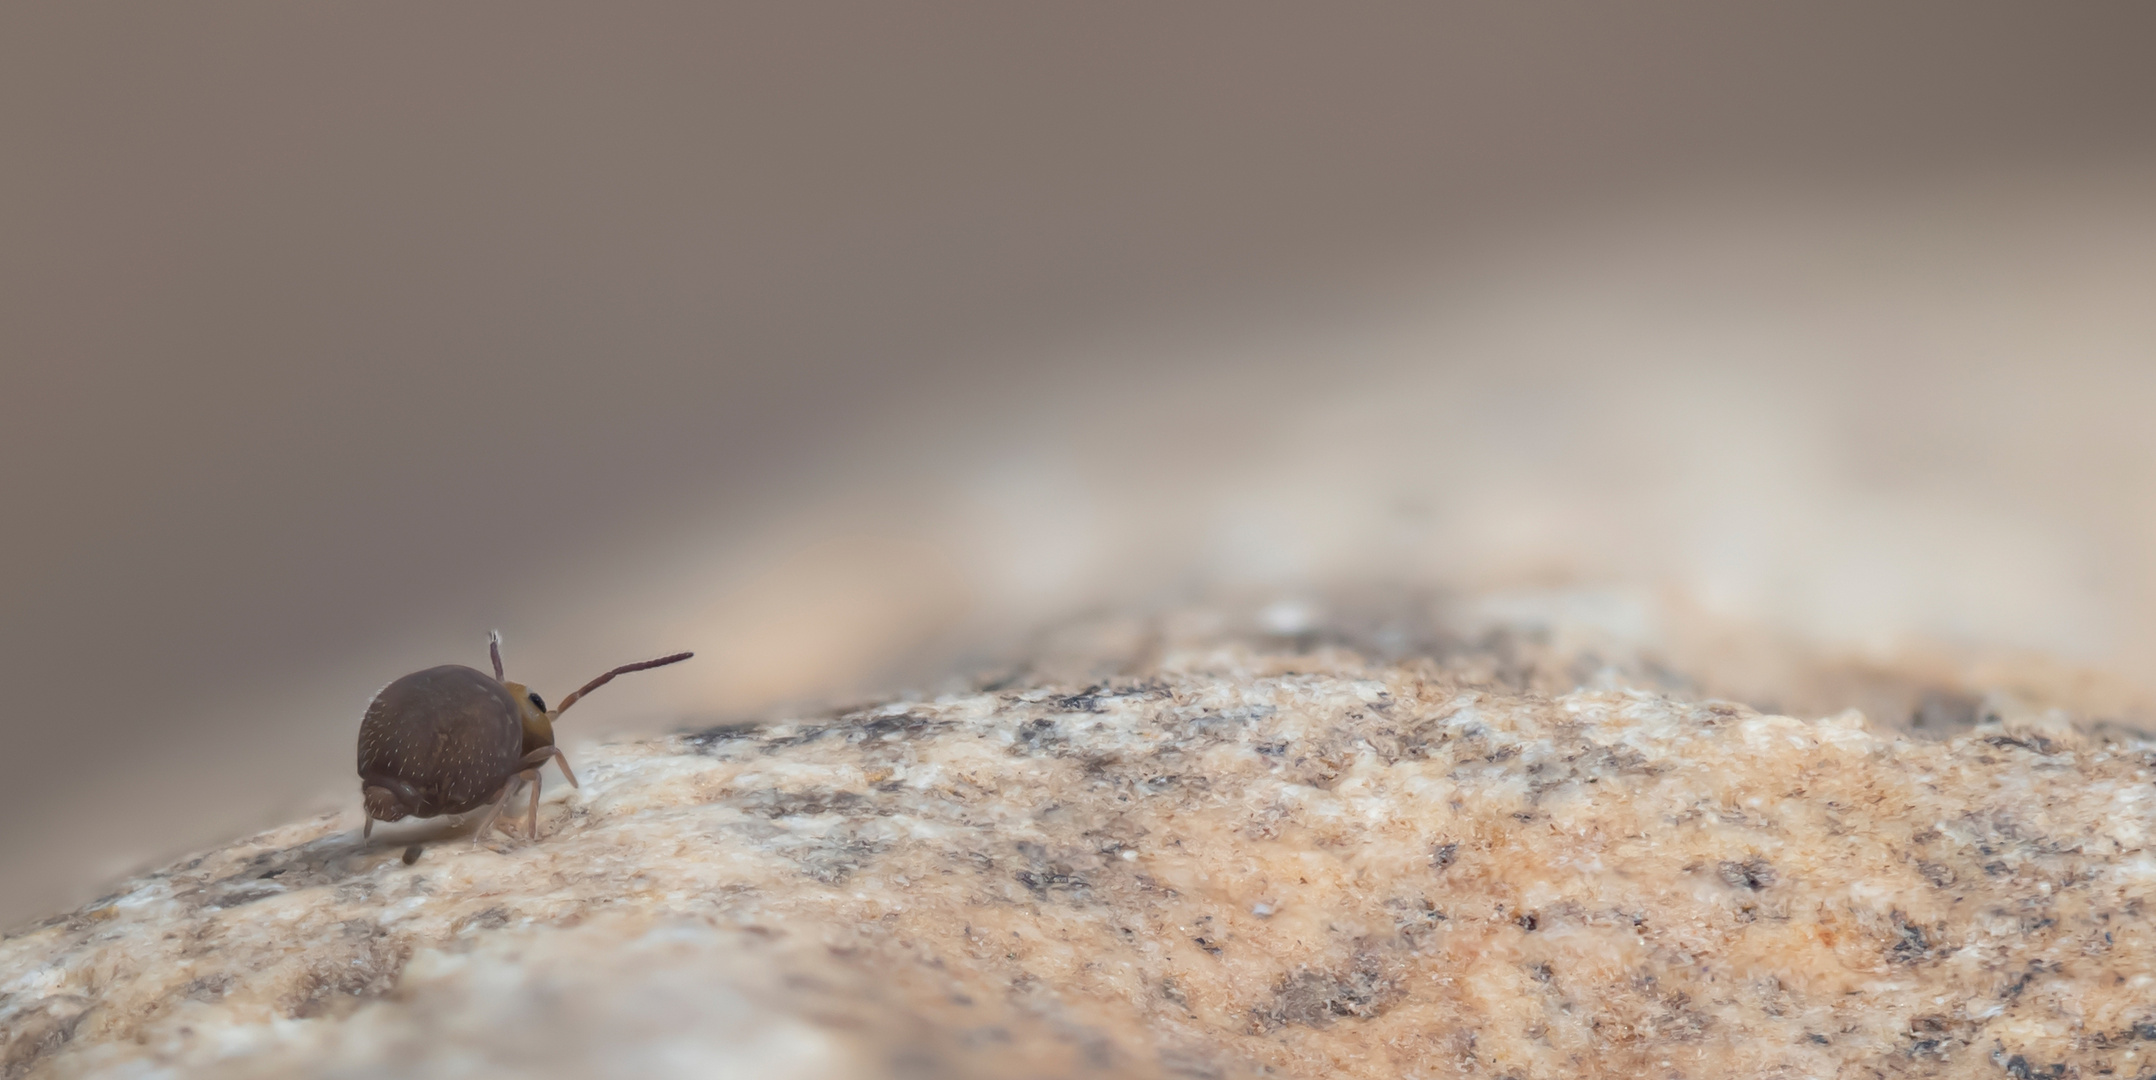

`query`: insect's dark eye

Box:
[528,692,547,711]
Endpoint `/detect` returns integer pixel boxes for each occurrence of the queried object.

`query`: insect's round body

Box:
[355,636,691,843]
[357,664,526,822]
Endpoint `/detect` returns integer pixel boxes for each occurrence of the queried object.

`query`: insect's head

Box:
[502,679,557,752]
[487,629,692,755]
[491,630,559,752]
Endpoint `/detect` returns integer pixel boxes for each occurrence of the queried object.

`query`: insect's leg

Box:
[361,777,421,823]
[470,780,516,845]
[518,746,578,788]
[363,813,374,839]
[524,768,543,838]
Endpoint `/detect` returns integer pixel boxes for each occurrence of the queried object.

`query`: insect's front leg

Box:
[521,768,543,838]
[509,747,579,839]
[519,745,578,788]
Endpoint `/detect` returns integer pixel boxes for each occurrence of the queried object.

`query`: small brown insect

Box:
[357,632,691,842]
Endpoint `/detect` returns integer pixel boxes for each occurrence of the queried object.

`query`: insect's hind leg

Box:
[359,778,421,844]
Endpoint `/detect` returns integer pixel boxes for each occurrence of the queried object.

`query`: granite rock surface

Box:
[5,640,2154,1078]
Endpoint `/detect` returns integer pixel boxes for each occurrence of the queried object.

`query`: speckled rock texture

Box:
[6,641,2155,1079]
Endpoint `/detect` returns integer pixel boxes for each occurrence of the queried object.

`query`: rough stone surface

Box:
[6,639,2156,1078]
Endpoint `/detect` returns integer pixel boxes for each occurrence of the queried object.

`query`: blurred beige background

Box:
[5,3,2156,928]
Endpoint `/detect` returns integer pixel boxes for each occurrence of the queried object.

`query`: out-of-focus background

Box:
[5,3,2155,928]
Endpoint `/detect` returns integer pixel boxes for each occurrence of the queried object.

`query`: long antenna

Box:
[489,630,505,682]
[555,651,693,716]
